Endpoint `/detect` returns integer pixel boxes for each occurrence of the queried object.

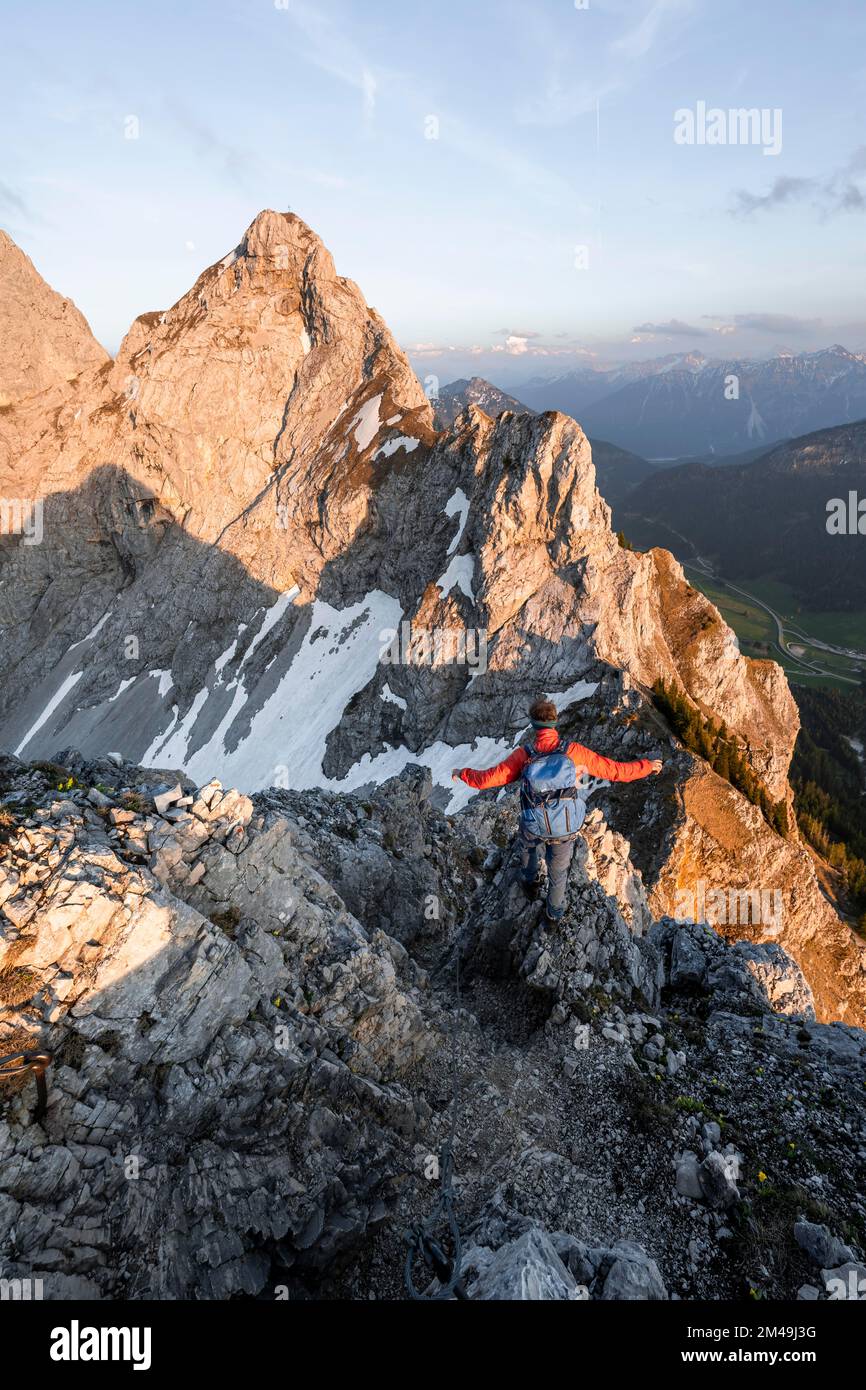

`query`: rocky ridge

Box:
[1,752,864,1301]
[0,231,108,422]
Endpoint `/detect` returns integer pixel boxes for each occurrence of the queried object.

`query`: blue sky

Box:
[3,0,866,384]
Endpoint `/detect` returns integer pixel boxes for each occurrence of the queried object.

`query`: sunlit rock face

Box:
[0,229,108,417]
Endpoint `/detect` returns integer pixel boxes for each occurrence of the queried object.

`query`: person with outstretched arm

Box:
[452,697,662,924]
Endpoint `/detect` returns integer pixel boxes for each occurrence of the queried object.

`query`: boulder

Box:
[794,1220,856,1269]
[470,1228,583,1301]
[600,1242,668,1301]
[670,930,708,989]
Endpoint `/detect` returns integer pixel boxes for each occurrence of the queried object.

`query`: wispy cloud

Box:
[514,69,620,127]
[274,0,575,197]
[277,0,384,127]
[731,147,866,218]
[610,0,694,62]
[732,175,817,216]
[703,312,822,335]
[516,0,695,127]
[410,333,598,362]
[633,317,707,336]
[442,116,577,200]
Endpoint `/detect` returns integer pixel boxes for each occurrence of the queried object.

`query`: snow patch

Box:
[241,587,300,667]
[445,487,470,556]
[554,679,600,709]
[214,640,238,680]
[435,553,476,602]
[381,682,407,710]
[69,610,111,652]
[107,678,136,704]
[146,687,209,767]
[180,590,402,790]
[332,735,515,811]
[746,398,767,439]
[14,670,85,757]
[352,393,383,451]
[374,435,419,460]
[147,670,175,699]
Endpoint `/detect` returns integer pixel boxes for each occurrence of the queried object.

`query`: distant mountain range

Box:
[620,419,866,609]
[433,376,660,508]
[515,347,866,459]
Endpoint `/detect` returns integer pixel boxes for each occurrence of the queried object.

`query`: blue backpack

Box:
[519,741,586,842]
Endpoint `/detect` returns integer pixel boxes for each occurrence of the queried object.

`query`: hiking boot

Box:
[519,875,542,901]
[544,902,565,925]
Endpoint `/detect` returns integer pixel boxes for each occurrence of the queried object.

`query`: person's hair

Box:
[529,697,557,724]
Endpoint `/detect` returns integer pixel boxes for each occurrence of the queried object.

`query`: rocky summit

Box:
[1,214,865,1302]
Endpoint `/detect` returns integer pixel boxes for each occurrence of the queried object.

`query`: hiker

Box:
[452,697,662,924]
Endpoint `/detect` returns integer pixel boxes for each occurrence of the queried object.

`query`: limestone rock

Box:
[600,1241,668,1301]
[470,1227,582,1301]
[794,1220,856,1269]
[0,230,108,416]
[0,757,864,1301]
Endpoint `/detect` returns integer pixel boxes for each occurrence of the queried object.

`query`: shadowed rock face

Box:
[0,211,863,1027]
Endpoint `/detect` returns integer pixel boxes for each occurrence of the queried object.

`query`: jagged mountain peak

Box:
[115,207,428,409]
[434,375,534,430]
[8,211,434,579]
[0,228,108,411]
[119,209,335,357]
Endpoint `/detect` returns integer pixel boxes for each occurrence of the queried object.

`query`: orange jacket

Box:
[456,726,654,790]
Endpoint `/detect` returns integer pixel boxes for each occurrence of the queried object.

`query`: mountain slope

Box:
[0,231,108,412]
[621,420,866,608]
[432,376,528,429]
[433,376,659,508]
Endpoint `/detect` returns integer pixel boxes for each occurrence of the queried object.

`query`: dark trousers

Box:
[519,827,577,918]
